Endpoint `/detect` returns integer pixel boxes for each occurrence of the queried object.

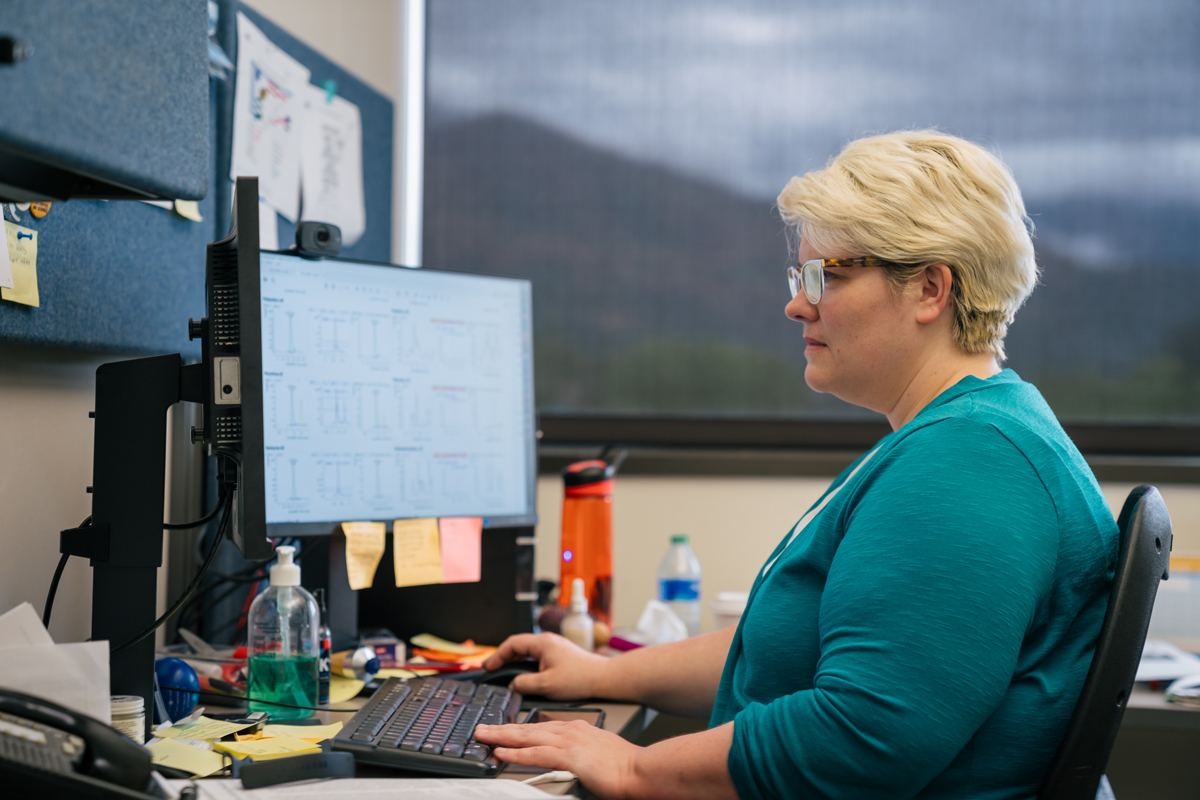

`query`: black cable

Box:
[163,497,226,530]
[157,684,359,713]
[42,515,91,629]
[42,554,70,629]
[111,490,232,654]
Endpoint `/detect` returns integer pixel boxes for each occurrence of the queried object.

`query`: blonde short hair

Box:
[777,130,1037,359]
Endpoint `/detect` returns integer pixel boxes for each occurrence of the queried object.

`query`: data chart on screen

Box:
[258,253,535,525]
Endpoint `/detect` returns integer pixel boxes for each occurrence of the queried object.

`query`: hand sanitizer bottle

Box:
[560,577,595,652]
[247,545,320,719]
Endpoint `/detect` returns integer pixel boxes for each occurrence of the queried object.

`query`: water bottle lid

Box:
[671,534,689,544]
[562,459,616,494]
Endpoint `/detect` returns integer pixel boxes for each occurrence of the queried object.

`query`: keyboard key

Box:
[351,733,373,742]
[463,744,491,762]
[442,742,465,757]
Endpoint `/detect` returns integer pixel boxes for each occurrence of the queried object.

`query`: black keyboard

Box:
[331,676,522,777]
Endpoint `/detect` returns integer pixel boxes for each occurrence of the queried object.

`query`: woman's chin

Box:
[803,366,834,395]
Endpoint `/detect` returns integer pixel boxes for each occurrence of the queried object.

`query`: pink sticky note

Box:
[439,517,483,583]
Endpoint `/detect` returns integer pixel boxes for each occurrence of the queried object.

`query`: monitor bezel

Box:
[247,249,539,537]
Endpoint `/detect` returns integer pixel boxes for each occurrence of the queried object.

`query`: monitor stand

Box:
[59,353,203,739]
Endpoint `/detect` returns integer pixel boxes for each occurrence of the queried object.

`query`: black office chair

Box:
[1039,484,1173,800]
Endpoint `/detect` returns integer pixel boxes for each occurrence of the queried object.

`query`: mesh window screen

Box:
[425,1,1200,424]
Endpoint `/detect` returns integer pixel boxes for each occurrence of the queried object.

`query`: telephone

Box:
[0,688,159,798]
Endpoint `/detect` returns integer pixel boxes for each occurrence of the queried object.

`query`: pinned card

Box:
[439,517,483,584]
[2,222,38,306]
[342,521,385,590]
[393,518,443,587]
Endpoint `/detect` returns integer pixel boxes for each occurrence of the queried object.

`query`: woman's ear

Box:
[914,263,954,325]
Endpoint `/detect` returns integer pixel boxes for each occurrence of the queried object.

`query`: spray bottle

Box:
[560,577,595,652]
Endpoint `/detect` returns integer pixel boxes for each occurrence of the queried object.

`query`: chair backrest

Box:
[1039,485,1173,800]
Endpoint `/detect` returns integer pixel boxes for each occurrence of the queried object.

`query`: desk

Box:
[1106,687,1200,800]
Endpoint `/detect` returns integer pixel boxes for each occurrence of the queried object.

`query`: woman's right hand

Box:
[482,632,610,700]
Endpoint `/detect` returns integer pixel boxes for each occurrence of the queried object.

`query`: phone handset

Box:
[0,687,153,791]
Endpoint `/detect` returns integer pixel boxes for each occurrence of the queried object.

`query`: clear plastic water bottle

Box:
[657,534,702,637]
[247,545,320,720]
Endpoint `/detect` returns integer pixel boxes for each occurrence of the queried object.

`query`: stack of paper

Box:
[0,602,111,724]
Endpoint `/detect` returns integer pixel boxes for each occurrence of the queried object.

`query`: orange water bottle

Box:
[558,449,625,626]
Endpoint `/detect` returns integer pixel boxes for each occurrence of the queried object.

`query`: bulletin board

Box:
[0,2,393,356]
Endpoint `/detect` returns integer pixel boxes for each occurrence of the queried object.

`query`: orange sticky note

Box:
[439,517,482,583]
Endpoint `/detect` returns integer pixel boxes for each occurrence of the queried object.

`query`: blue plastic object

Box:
[154,657,199,724]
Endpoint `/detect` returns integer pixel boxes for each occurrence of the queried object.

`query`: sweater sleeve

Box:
[727,418,1059,800]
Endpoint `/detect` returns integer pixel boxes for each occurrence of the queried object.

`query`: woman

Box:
[474,131,1117,799]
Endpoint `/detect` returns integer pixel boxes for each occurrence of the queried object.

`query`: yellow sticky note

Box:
[342,521,385,590]
[2,222,39,307]
[328,673,365,704]
[156,716,257,741]
[146,738,226,777]
[173,199,204,222]
[262,721,343,740]
[393,518,444,587]
[439,517,483,584]
[213,736,320,760]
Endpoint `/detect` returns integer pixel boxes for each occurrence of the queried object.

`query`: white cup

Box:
[710,591,750,630]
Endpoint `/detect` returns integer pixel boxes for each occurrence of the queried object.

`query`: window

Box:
[424,1,1200,444]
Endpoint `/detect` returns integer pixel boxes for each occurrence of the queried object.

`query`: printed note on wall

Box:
[393,518,443,588]
[2,222,38,307]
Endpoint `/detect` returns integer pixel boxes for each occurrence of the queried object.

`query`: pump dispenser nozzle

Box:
[269,545,301,586]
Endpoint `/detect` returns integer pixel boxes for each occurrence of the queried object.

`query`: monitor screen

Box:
[256,252,536,531]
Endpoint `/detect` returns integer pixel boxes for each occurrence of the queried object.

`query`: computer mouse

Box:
[473,659,540,687]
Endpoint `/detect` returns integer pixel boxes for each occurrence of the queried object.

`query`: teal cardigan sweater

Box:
[710,370,1117,799]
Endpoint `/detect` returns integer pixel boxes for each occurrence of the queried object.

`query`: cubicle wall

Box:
[0,1,393,357]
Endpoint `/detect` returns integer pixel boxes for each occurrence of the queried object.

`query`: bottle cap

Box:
[110,695,144,716]
[270,545,301,586]
[671,534,689,544]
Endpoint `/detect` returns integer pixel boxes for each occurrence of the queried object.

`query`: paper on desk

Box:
[213,735,321,760]
[0,602,54,647]
[2,222,38,307]
[342,521,386,590]
[147,738,226,778]
[259,199,280,251]
[1137,638,1200,681]
[231,12,309,221]
[0,641,111,724]
[328,673,364,704]
[165,777,550,799]
[299,83,366,247]
[439,517,483,584]
[157,716,257,741]
[261,721,342,740]
[394,518,443,587]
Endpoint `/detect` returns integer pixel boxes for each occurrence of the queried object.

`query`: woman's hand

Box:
[475,719,740,800]
[482,632,610,700]
[474,720,640,800]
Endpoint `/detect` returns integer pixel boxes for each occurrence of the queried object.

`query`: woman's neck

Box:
[885,350,1001,431]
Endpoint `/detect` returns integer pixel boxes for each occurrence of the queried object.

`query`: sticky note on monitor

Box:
[342,521,385,590]
[393,518,443,587]
[2,222,38,307]
[439,517,483,584]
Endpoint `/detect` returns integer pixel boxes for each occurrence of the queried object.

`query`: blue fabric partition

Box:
[0,2,393,356]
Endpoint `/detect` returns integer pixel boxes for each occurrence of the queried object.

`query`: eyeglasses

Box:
[786,256,906,304]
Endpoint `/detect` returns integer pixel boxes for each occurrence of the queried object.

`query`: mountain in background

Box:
[424,112,1200,421]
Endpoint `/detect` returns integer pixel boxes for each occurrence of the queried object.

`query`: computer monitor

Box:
[204,180,537,547]
[255,252,537,533]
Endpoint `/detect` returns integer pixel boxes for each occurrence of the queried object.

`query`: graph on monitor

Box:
[258,253,535,528]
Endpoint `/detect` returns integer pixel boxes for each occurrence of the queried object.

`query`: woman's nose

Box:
[785,293,816,322]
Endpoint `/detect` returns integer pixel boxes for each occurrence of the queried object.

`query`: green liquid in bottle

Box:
[248,653,319,720]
